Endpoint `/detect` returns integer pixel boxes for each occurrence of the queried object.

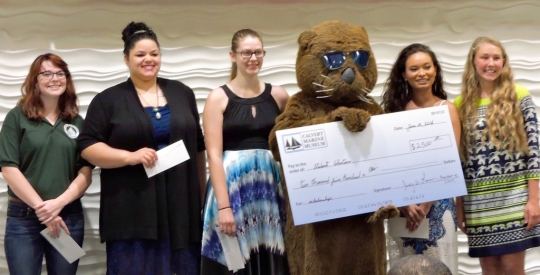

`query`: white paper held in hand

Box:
[144,139,190,178]
[388,217,430,239]
[215,228,245,271]
[40,228,86,263]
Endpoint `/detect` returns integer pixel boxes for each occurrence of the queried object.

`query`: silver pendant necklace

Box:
[138,84,161,120]
[153,86,161,119]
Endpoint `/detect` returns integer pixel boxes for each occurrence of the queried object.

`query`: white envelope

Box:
[40,228,86,263]
[144,139,190,178]
[215,229,245,271]
[388,217,430,239]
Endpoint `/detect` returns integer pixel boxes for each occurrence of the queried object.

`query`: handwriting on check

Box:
[401,172,460,192]
[409,135,452,153]
[294,170,459,207]
[298,170,367,188]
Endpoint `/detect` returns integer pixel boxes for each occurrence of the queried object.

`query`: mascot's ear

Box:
[298,30,317,52]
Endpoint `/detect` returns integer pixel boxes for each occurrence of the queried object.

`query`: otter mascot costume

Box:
[269,20,399,275]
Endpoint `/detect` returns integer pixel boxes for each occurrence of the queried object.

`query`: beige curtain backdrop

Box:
[1,0,540,274]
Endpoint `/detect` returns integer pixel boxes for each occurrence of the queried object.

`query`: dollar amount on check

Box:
[275,105,467,225]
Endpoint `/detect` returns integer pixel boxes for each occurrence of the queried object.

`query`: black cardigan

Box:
[78,78,204,249]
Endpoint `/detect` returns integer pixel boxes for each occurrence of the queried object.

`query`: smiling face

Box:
[230,36,264,77]
[38,60,67,100]
[125,38,161,81]
[474,42,504,85]
[403,52,436,93]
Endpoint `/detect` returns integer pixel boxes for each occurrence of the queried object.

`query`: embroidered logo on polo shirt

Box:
[64,124,79,139]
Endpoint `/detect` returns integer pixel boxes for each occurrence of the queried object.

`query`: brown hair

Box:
[229,29,263,80]
[19,53,79,120]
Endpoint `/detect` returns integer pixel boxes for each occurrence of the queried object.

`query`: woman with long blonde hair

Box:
[455,36,540,275]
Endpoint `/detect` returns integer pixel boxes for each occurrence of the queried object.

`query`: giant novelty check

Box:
[275,105,467,225]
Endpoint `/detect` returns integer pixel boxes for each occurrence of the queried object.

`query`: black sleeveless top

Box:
[222,83,280,151]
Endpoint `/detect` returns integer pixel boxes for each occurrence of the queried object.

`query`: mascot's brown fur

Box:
[269,20,399,275]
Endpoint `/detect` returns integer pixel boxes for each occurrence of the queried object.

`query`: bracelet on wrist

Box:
[218,206,231,211]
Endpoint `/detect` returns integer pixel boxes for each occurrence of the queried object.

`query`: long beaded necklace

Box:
[137,84,162,120]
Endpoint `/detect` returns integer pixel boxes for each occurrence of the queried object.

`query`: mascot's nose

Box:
[341,67,355,84]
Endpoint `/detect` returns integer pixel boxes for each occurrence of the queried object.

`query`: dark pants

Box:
[4,199,84,275]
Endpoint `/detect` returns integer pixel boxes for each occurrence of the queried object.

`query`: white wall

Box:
[1,0,540,274]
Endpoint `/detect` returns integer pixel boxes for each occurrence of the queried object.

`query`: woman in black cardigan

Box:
[78,22,206,275]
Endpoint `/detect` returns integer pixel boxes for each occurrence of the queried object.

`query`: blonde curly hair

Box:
[458,37,528,157]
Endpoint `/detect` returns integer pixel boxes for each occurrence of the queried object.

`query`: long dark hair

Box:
[381,43,446,113]
[19,53,78,120]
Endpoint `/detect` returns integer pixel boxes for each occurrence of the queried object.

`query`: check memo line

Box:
[293,161,444,191]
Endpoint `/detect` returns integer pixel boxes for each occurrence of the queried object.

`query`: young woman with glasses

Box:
[201,28,290,274]
[0,53,93,274]
[381,43,460,275]
[78,22,206,274]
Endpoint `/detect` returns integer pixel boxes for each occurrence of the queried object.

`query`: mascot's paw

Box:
[367,204,400,223]
[329,107,371,132]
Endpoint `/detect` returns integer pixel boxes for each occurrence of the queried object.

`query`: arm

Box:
[1,127,91,237]
[0,112,44,207]
[456,196,466,233]
[2,167,44,208]
[520,92,540,230]
[197,151,207,207]
[2,160,72,239]
[35,166,93,223]
[525,179,540,230]
[446,102,467,233]
[37,166,93,238]
[270,85,290,112]
[203,88,236,236]
[79,91,157,169]
[81,142,157,169]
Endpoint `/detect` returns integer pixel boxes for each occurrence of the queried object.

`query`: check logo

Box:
[285,136,303,151]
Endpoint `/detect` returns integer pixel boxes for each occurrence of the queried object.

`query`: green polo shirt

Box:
[0,106,85,200]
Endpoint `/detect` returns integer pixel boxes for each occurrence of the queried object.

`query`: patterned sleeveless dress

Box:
[201,83,289,274]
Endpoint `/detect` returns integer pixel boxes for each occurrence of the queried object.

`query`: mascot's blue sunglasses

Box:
[321,50,370,70]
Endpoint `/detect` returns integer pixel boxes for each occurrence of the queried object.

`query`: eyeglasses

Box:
[321,50,370,70]
[38,71,67,79]
[235,50,266,59]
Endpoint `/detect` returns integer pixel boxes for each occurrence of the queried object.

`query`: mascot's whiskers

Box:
[313,78,334,99]
[359,87,373,104]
